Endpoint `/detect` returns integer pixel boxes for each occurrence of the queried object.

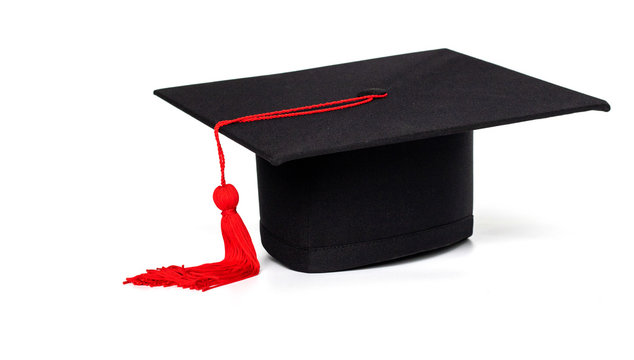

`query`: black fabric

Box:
[261,216,474,273]
[155,48,610,165]
[257,132,473,272]
[153,49,610,273]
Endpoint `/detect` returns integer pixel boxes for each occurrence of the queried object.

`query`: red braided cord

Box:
[124,92,387,291]
[213,93,387,185]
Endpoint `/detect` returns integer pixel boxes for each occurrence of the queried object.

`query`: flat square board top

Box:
[155,48,609,165]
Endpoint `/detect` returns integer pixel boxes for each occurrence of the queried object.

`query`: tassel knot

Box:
[213,184,239,210]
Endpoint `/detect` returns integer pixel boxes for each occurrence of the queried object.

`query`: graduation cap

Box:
[124,49,610,291]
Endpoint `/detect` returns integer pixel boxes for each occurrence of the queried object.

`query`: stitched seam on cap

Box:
[261,215,473,252]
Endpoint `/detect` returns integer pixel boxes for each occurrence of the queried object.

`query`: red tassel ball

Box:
[213,183,239,211]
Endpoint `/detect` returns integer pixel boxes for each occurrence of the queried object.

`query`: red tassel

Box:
[123,184,259,291]
[125,92,387,291]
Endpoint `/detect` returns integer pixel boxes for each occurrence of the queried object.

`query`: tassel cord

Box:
[124,92,387,291]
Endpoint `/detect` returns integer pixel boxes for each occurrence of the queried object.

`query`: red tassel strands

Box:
[124,92,388,291]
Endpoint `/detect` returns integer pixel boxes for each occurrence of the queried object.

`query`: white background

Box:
[1,1,632,359]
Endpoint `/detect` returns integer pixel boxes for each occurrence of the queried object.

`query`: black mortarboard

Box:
[125,49,609,291]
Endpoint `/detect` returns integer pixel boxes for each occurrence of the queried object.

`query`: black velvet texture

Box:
[257,132,473,272]
[155,48,610,165]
